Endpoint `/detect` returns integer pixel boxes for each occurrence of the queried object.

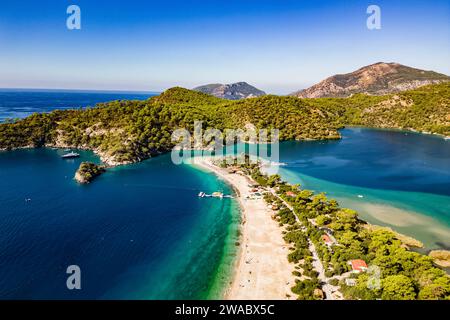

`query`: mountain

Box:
[292,62,450,98]
[193,82,266,100]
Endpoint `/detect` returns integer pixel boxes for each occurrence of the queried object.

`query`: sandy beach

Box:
[192,157,296,300]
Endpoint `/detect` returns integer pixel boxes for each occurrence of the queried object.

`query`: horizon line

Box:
[0,87,162,94]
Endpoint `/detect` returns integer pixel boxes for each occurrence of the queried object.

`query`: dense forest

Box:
[0,83,448,165]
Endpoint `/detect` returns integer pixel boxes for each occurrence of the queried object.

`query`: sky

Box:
[0,0,449,94]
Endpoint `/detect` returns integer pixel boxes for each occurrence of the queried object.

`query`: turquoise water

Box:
[0,150,239,299]
[270,128,450,249]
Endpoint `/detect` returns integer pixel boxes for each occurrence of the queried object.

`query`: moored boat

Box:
[62,151,80,159]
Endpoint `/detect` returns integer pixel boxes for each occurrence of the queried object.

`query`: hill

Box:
[292,62,449,98]
[193,82,266,100]
[0,83,448,166]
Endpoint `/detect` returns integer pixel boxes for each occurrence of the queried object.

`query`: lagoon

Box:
[274,128,450,249]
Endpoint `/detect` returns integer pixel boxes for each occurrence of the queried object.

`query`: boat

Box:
[269,161,287,166]
[198,192,205,198]
[61,151,80,159]
[212,192,223,198]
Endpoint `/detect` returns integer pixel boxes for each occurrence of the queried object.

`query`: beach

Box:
[192,157,296,300]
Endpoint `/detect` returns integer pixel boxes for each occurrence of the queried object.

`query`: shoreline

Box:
[274,167,450,250]
[343,125,450,140]
[191,156,296,300]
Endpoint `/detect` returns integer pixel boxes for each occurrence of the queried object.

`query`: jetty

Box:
[198,191,234,199]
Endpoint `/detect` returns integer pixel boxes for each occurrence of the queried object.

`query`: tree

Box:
[381,275,416,300]
[419,275,450,300]
[316,214,331,226]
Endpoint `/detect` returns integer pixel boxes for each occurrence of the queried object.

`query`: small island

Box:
[74,162,106,184]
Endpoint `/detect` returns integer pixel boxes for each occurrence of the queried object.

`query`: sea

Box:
[0,89,449,299]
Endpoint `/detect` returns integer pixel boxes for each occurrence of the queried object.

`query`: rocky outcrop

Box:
[292,62,449,98]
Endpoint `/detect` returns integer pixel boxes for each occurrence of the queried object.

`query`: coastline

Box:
[343,125,450,140]
[275,166,450,250]
[191,156,296,300]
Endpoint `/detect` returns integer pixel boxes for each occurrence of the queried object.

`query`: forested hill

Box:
[0,83,448,165]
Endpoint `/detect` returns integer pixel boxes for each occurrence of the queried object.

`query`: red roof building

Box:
[348,259,368,272]
[285,191,296,197]
[321,234,332,244]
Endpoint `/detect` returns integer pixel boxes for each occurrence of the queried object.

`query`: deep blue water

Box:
[0,150,239,299]
[0,89,241,300]
[0,89,157,122]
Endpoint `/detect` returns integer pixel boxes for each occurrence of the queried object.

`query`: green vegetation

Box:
[217,157,450,300]
[74,162,106,184]
[279,184,450,300]
[1,83,448,165]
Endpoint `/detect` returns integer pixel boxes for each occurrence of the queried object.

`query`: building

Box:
[285,191,296,197]
[348,259,368,273]
[321,234,333,246]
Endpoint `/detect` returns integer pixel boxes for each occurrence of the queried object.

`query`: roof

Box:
[321,234,332,244]
[286,191,296,197]
[349,259,368,271]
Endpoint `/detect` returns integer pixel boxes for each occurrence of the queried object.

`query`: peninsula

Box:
[193,155,450,300]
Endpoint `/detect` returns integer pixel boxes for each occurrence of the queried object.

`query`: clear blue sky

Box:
[0,0,449,94]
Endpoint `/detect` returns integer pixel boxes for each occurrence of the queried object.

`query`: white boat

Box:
[270,161,287,166]
[62,152,80,159]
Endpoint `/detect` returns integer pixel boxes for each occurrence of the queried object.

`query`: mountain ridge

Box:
[292,62,449,98]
